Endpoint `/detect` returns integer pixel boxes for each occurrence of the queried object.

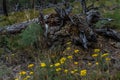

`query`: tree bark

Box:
[32,0,35,8]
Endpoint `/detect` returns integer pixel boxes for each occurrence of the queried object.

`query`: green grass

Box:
[0,9,39,27]
[104,9,120,29]
[0,8,56,27]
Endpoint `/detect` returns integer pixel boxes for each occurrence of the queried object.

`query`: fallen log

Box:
[0,18,39,35]
[38,1,120,49]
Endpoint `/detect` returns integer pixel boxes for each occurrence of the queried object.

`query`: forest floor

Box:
[0,1,120,80]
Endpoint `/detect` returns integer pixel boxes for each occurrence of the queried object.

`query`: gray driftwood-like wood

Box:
[0,18,38,35]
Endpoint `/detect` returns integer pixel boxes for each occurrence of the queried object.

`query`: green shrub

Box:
[20,23,43,47]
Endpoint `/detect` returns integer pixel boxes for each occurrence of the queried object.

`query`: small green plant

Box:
[104,9,120,29]
[20,23,43,47]
[0,63,12,79]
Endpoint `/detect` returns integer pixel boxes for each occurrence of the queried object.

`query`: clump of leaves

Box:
[20,23,43,47]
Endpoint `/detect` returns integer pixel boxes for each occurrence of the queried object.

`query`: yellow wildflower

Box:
[60,57,66,64]
[55,63,61,67]
[88,62,92,66]
[94,49,100,53]
[40,63,46,67]
[74,69,78,72]
[56,68,61,72]
[50,65,53,67]
[12,54,15,56]
[28,64,34,68]
[23,78,27,80]
[80,69,87,76]
[26,76,30,78]
[96,62,99,65]
[63,51,65,54]
[23,76,30,80]
[101,53,109,57]
[74,62,78,65]
[15,78,19,80]
[66,42,71,45]
[105,58,111,61]
[64,69,68,73]
[74,49,80,53]
[29,71,34,75]
[19,71,26,75]
[67,47,71,50]
[67,56,73,59]
[71,70,75,74]
[92,54,98,57]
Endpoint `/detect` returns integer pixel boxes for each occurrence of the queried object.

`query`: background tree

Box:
[31,0,35,8]
[3,0,8,16]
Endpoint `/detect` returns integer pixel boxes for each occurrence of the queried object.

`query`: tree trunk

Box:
[31,0,35,8]
[3,0,8,16]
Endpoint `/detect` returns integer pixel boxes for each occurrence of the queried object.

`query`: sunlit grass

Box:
[0,9,39,27]
[43,8,55,14]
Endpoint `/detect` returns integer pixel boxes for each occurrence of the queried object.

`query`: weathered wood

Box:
[95,28,120,41]
[0,18,39,35]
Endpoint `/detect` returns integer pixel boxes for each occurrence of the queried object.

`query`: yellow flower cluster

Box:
[29,71,34,75]
[65,69,78,74]
[92,54,98,57]
[50,64,53,67]
[19,71,26,75]
[74,69,78,72]
[88,62,92,66]
[28,64,34,68]
[95,62,99,65]
[40,63,46,67]
[80,69,87,76]
[67,55,73,59]
[66,42,72,45]
[56,68,61,72]
[67,47,71,50]
[94,49,100,53]
[23,76,30,80]
[15,78,19,80]
[105,58,111,61]
[74,49,80,53]
[55,63,61,67]
[101,53,109,57]
[74,62,78,65]
[60,57,66,64]
[71,70,75,74]
[64,69,68,73]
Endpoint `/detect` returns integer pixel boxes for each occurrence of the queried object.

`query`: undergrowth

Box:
[20,23,43,47]
[14,48,120,80]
